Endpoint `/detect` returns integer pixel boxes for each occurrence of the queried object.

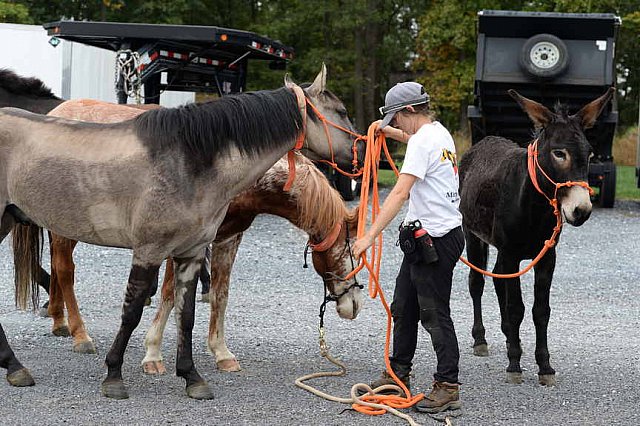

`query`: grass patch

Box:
[616,165,640,200]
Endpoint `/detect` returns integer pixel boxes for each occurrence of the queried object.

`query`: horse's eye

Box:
[552,150,567,161]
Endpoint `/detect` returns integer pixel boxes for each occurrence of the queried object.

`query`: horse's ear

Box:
[572,87,615,129]
[307,63,327,96]
[284,73,297,89]
[508,89,553,128]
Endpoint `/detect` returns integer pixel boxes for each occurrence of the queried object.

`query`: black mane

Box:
[0,69,59,99]
[135,87,302,175]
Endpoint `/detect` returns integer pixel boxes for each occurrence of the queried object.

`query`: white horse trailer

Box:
[0,23,193,107]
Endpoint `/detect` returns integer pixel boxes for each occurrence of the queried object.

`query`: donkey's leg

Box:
[102,257,160,399]
[208,235,242,372]
[493,252,525,384]
[199,245,212,303]
[173,254,214,400]
[533,248,557,386]
[51,234,95,353]
[466,230,489,356]
[0,211,34,386]
[142,258,175,375]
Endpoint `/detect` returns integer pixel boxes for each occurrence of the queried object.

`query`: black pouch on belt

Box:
[398,226,416,257]
[398,220,438,265]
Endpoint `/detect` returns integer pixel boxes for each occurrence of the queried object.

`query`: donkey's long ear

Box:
[508,89,553,128]
[284,73,297,89]
[572,87,615,129]
[307,63,327,96]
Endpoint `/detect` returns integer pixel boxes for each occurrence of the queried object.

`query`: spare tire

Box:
[520,33,569,79]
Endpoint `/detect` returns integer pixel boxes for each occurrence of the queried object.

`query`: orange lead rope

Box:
[458,139,594,278]
[344,123,425,417]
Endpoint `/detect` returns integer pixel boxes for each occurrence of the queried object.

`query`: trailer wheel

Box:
[335,173,355,201]
[520,34,569,79]
[597,165,616,208]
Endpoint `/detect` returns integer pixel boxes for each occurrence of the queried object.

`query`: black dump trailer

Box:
[467,10,621,207]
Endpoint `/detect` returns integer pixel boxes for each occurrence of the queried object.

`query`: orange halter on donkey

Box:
[458,138,594,279]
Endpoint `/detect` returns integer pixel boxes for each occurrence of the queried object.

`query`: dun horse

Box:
[142,154,362,374]
[0,66,357,399]
[459,89,614,386]
[24,98,362,360]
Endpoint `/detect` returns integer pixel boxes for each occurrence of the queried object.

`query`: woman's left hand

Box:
[352,234,375,260]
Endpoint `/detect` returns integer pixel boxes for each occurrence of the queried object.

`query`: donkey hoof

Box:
[7,368,35,387]
[539,374,557,386]
[186,382,214,400]
[53,326,70,337]
[199,293,210,303]
[143,361,167,375]
[506,372,523,384]
[473,344,489,357]
[73,341,97,354]
[101,379,129,399]
[217,358,241,372]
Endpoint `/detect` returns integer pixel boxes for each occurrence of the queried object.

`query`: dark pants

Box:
[390,226,464,384]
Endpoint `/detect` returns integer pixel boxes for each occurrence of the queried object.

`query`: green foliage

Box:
[8,0,638,132]
[0,1,32,23]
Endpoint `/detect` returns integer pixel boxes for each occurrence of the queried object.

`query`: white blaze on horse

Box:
[459,88,614,386]
[0,65,358,400]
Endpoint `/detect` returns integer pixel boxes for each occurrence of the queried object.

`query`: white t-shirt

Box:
[399,121,462,237]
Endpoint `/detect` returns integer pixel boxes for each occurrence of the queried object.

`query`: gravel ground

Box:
[0,195,638,426]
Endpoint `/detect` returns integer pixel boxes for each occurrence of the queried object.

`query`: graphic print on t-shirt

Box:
[440,149,458,175]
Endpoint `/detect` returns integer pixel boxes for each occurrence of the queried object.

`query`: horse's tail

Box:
[12,223,42,310]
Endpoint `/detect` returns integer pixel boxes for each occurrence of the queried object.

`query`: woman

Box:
[352,81,464,414]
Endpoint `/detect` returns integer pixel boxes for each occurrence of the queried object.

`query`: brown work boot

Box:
[415,381,461,413]
[358,370,411,397]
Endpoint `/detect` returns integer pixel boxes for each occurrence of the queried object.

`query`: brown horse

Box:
[1,66,357,399]
[141,154,362,374]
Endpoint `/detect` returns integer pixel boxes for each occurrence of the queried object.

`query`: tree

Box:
[0,1,33,23]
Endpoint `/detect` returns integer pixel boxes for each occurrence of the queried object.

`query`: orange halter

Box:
[459,138,594,279]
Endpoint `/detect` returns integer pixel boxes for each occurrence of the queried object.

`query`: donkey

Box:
[459,88,614,386]
[0,66,357,399]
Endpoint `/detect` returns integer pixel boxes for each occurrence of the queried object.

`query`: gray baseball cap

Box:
[379,82,430,129]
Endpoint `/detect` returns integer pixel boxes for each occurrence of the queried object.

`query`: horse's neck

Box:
[0,89,62,114]
[220,181,327,242]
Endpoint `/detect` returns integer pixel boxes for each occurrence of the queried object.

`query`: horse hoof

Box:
[217,358,241,372]
[539,374,557,386]
[473,344,489,357]
[73,341,97,354]
[199,293,210,303]
[506,372,523,384]
[53,325,70,337]
[186,382,214,400]
[101,379,129,399]
[143,360,167,375]
[7,368,35,387]
[144,297,152,307]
